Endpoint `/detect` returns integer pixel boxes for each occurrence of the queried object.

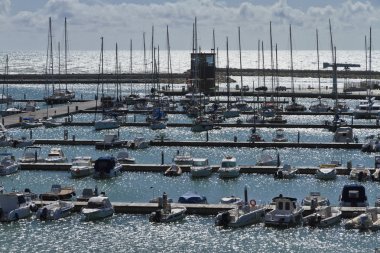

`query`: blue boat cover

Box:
[340,184,367,202]
[178,191,207,204]
[94,156,116,173]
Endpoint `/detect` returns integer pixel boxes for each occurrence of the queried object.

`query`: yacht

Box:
[218,155,240,179]
[333,127,355,143]
[349,164,371,181]
[339,184,368,207]
[173,151,193,166]
[94,118,120,131]
[93,156,122,179]
[0,191,37,221]
[0,153,19,176]
[45,147,67,163]
[264,194,303,228]
[190,158,212,178]
[19,146,45,163]
[353,97,380,119]
[256,148,280,167]
[70,156,94,178]
[149,192,186,223]
[116,150,135,164]
[81,195,114,221]
[36,200,74,220]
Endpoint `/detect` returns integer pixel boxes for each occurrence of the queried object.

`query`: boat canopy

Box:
[178,192,207,204]
[340,184,367,203]
[94,156,116,173]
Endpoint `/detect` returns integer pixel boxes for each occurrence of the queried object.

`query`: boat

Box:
[191,116,214,132]
[149,192,186,223]
[272,128,288,142]
[24,100,39,112]
[256,148,280,166]
[19,146,45,163]
[44,89,73,105]
[353,97,380,119]
[349,164,371,181]
[94,118,120,131]
[39,184,76,201]
[344,208,380,231]
[333,127,355,143]
[178,191,207,204]
[218,155,240,179]
[70,156,94,178]
[215,186,266,228]
[0,153,18,176]
[128,137,149,149]
[266,115,287,124]
[150,120,167,130]
[164,164,182,177]
[173,151,193,166]
[220,196,243,205]
[95,134,124,150]
[339,184,368,207]
[309,96,331,112]
[116,150,135,164]
[285,97,306,112]
[264,194,303,228]
[0,191,37,222]
[273,164,297,179]
[36,200,74,220]
[43,117,62,128]
[303,206,342,228]
[190,158,212,178]
[81,195,114,221]
[361,134,380,152]
[21,117,43,129]
[247,127,265,142]
[223,107,240,118]
[315,167,337,180]
[301,192,330,207]
[45,147,67,163]
[93,156,122,179]
[76,187,99,202]
[375,195,380,207]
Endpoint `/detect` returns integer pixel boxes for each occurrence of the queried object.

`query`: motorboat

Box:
[173,151,193,166]
[36,200,74,220]
[339,184,368,207]
[150,120,167,130]
[215,186,266,228]
[149,192,186,223]
[44,89,74,105]
[45,147,67,163]
[76,187,99,202]
[94,118,120,131]
[0,153,18,176]
[0,191,37,222]
[190,158,212,178]
[264,194,303,228]
[361,134,380,152]
[218,155,240,179]
[220,196,243,205]
[266,115,287,124]
[273,164,297,179]
[81,195,114,221]
[256,148,280,167]
[223,108,240,118]
[24,100,39,112]
[116,150,135,164]
[95,134,124,150]
[309,97,331,112]
[353,97,380,119]
[128,137,149,149]
[333,127,355,143]
[303,206,342,228]
[272,128,288,142]
[178,192,207,204]
[375,196,380,207]
[19,146,45,163]
[247,127,265,142]
[333,101,350,113]
[164,164,182,177]
[315,167,337,180]
[70,156,94,178]
[344,208,380,231]
[349,164,371,181]
[39,184,76,201]
[285,98,306,112]
[21,117,43,129]
[93,156,122,179]
[191,116,213,132]
[301,192,330,207]
[43,117,62,128]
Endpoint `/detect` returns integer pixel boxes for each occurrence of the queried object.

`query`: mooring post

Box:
[161,151,164,165]
[23,94,26,99]
[234,136,237,142]
[134,115,136,122]
[351,115,353,126]
[67,106,70,115]
[297,131,300,143]
[2,118,4,125]
[72,135,76,142]
[29,130,32,139]
[206,131,209,142]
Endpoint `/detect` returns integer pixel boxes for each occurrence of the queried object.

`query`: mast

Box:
[167,25,173,91]
[64,17,68,91]
[100,37,104,96]
[212,29,216,53]
[290,24,294,93]
[58,42,61,90]
[316,29,321,93]
[151,25,154,88]
[270,21,274,91]
[238,26,243,99]
[143,32,147,94]
[226,36,230,107]
[130,39,133,95]
[365,35,367,87]
[329,19,334,64]
[262,41,265,88]
[369,27,372,90]
[257,40,260,88]
[329,20,337,96]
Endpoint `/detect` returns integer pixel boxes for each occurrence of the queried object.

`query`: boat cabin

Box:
[94,156,117,174]
[221,156,237,168]
[192,158,208,167]
[87,196,112,209]
[0,193,28,213]
[339,184,368,207]
[272,195,298,212]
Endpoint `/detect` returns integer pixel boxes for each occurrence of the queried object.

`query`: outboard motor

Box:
[274,170,283,179]
[216,211,231,227]
[149,210,162,222]
[358,171,364,182]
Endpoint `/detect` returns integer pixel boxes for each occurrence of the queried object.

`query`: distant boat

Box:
[149,192,186,223]
[81,195,114,221]
[70,156,94,178]
[191,116,213,132]
[178,192,207,204]
[116,150,135,164]
[339,184,368,207]
[273,164,297,179]
[93,156,122,179]
[39,184,76,201]
[0,191,37,221]
[333,127,355,143]
[256,148,280,167]
[344,208,380,231]
[309,96,331,112]
[272,128,288,142]
[94,118,120,131]
[264,194,303,228]
[0,153,19,176]
[19,146,45,163]
[45,147,67,163]
[218,155,240,179]
[303,206,342,228]
[36,200,74,221]
[190,158,212,178]
[95,134,124,150]
[301,192,330,207]
[164,164,182,177]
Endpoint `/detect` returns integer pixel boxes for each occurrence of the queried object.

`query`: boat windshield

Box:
[87,202,105,209]
[193,160,208,166]
[221,161,236,168]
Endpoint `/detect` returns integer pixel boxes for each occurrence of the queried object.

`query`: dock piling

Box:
[206,131,209,142]
[29,130,32,139]
[161,151,164,165]
[297,131,300,143]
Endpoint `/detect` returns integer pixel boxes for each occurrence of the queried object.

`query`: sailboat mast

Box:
[270,21,274,91]
[226,37,230,106]
[64,17,68,91]
[257,40,260,88]
[130,39,133,95]
[329,19,334,64]
[316,29,320,93]
[238,26,243,98]
[365,35,367,86]
[262,41,265,88]
[369,27,372,89]
[212,29,216,52]
[290,25,294,93]
[115,43,119,100]
[143,32,147,94]
[101,37,104,96]
[151,26,154,88]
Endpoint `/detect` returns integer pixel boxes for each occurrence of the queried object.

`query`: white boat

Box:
[93,156,122,179]
[190,158,212,178]
[173,151,193,166]
[264,194,303,228]
[349,164,371,181]
[339,184,368,207]
[302,192,330,207]
[21,117,43,129]
[24,100,39,112]
[116,151,135,164]
[272,128,288,142]
[303,206,342,228]
[129,137,149,149]
[345,208,380,231]
[81,195,114,221]
[191,116,213,132]
[164,164,182,177]
[315,167,337,180]
[215,186,266,228]
[94,118,120,131]
[43,117,62,128]
[256,148,280,166]
[36,200,74,220]
[353,97,380,119]
[362,135,380,152]
[309,97,331,112]
[76,187,99,202]
[273,164,297,179]
[45,147,67,163]
[149,192,186,223]
[333,127,355,143]
[0,191,36,222]
[223,108,240,118]
[220,196,243,205]
[95,134,124,150]
[218,155,240,179]
[19,146,45,163]
[0,153,18,176]
[70,156,94,178]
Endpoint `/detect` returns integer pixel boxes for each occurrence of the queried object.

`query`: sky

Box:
[0,0,379,51]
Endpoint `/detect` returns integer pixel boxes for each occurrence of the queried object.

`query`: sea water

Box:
[0,50,378,252]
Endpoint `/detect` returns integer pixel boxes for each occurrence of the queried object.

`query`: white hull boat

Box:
[70,156,94,178]
[0,153,18,176]
[303,206,342,228]
[45,147,67,163]
[81,196,114,221]
[265,195,303,228]
[0,192,36,222]
[36,200,74,220]
[345,208,380,231]
[94,118,120,131]
[315,168,337,180]
[190,158,212,178]
[219,156,240,179]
